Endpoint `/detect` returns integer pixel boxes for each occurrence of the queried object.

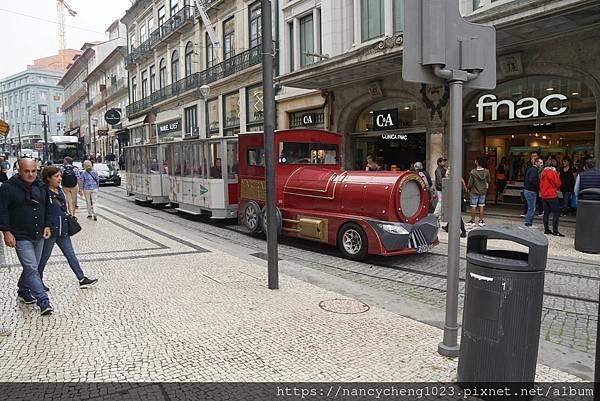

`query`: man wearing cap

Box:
[434,157,447,220]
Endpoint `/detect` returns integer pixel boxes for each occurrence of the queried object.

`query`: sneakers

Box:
[93,216,98,221]
[520,213,526,218]
[43,284,50,292]
[552,232,565,237]
[544,229,552,235]
[79,277,98,289]
[478,220,486,226]
[537,211,544,217]
[87,215,92,219]
[467,220,476,226]
[40,304,54,316]
[17,294,36,304]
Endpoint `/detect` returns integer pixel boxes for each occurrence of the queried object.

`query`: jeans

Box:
[523,190,537,226]
[84,189,98,217]
[38,235,85,282]
[562,192,572,210]
[543,198,560,233]
[434,190,443,219]
[15,239,49,307]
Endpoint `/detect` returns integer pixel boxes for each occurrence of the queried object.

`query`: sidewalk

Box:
[0,206,583,384]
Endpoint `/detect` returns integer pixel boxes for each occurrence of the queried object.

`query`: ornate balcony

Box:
[125,6,196,67]
[127,44,263,117]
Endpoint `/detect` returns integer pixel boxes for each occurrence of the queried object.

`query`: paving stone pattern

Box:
[0,195,580,384]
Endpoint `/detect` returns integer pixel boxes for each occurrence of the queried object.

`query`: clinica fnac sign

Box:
[476,93,568,122]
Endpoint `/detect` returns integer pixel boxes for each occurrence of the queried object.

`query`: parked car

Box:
[93,163,121,186]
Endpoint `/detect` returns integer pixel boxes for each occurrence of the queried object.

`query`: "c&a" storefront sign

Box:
[373,109,399,131]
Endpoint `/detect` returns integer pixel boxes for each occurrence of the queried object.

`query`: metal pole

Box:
[261,0,279,289]
[595,282,600,401]
[17,126,22,157]
[43,113,48,163]
[93,126,97,159]
[438,79,463,357]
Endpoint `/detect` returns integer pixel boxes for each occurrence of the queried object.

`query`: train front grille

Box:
[408,229,429,249]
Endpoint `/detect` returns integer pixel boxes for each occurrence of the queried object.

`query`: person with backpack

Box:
[80,160,99,221]
[61,157,80,216]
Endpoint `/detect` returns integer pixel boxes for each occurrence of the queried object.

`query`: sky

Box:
[0,0,133,79]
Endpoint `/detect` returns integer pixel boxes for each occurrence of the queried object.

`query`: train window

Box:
[193,143,204,178]
[183,145,192,176]
[247,148,264,167]
[134,148,142,174]
[278,142,338,165]
[140,147,148,174]
[172,143,182,176]
[149,146,159,174]
[208,143,223,179]
[159,145,168,174]
[227,141,238,179]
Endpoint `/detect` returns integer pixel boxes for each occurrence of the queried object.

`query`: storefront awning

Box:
[125,115,147,129]
[155,109,182,124]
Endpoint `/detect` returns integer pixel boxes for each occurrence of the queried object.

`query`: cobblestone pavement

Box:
[0,186,582,384]
[96,185,599,363]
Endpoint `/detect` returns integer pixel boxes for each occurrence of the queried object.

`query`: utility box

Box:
[575,188,600,254]
[458,225,548,383]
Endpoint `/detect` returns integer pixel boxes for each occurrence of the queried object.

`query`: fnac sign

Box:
[476,93,568,122]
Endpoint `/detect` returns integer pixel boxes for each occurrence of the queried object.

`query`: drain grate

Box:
[318,298,370,314]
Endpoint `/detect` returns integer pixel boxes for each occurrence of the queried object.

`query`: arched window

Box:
[184,42,194,76]
[171,50,179,83]
[159,58,166,89]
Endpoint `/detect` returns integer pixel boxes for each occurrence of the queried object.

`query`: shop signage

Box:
[302,113,316,126]
[289,109,324,128]
[373,109,399,131]
[381,133,408,140]
[476,94,568,122]
[97,129,108,136]
[65,127,80,136]
[104,108,122,125]
[158,118,182,135]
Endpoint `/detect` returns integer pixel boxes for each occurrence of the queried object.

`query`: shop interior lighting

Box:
[546,87,554,91]
[511,135,515,139]
[542,136,547,140]
[471,115,476,118]
[404,106,410,110]
[535,133,539,137]
[571,92,580,96]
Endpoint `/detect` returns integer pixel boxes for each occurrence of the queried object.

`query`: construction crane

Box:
[57,0,77,70]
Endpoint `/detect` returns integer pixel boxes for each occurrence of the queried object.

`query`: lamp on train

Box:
[200,84,210,99]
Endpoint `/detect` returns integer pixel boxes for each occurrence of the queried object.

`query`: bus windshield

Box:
[49,137,84,163]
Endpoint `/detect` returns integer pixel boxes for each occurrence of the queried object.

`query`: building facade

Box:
[0,68,66,156]
[122,0,265,156]
[277,0,600,183]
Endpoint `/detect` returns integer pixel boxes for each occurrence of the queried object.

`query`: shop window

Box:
[278,142,338,165]
[361,0,384,42]
[300,14,314,67]
[206,98,219,136]
[246,84,264,132]
[249,2,262,48]
[223,91,240,136]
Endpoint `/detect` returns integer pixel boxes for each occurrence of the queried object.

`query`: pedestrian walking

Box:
[540,160,564,237]
[523,157,543,227]
[521,150,543,217]
[559,158,576,215]
[433,157,447,220]
[365,155,379,172]
[575,158,600,200]
[467,156,491,227]
[80,161,99,221]
[0,156,10,177]
[61,157,81,216]
[0,158,54,315]
[0,163,8,184]
[495,157,509,204]
[38,166,98,290]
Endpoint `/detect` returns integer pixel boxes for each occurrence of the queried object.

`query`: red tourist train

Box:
[125,129,438,260]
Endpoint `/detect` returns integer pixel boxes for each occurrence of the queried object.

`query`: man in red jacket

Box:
[540,160,564,237]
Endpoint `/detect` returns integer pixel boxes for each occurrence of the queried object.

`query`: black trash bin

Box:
[458,225,548,384]
[575,188,600,254]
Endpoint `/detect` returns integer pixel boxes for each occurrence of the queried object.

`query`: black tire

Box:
[261,206,282,236]
[114,180,121,186]
[337,222,369,261]
[242,201,262,234]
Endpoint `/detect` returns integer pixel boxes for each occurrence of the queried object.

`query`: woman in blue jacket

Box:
[38,166,98,290]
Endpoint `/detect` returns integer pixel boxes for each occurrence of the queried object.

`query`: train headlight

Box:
[378,223,409,235]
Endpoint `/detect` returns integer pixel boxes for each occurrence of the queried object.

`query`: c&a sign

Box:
[373,109,399,131]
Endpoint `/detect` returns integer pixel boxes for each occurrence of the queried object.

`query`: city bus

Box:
[48,135,85,163]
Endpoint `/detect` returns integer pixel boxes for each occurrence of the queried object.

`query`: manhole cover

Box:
[318,299,370,314]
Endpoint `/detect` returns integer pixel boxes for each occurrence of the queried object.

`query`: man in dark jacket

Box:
[433,157,447,220]
[523,157,543,227]
[0,158,54,315]
[575,158,600,201]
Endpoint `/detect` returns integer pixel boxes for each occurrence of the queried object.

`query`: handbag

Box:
[67,215,82,236]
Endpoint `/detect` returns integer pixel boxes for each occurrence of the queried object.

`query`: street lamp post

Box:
[92,117,98,159]
[38,104,48,163]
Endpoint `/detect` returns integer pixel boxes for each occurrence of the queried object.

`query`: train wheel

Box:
[337,223,368,261]
[261,207,282,236]
[243,201,262,234]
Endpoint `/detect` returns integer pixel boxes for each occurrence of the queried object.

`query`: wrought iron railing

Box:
[126,44,263,116]
[126,6,196,66]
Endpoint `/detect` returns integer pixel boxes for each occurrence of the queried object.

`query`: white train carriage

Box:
[124,144,170,204]
[166,136,238,219]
